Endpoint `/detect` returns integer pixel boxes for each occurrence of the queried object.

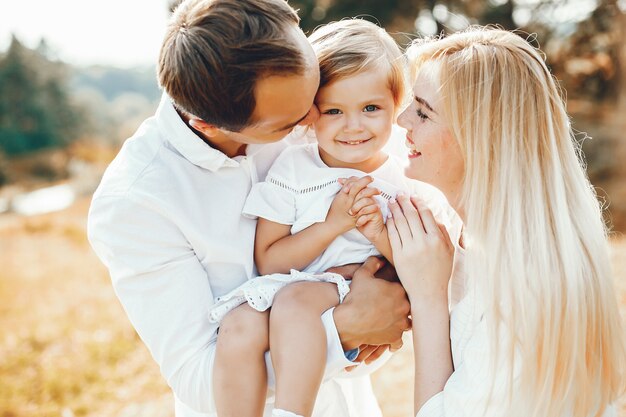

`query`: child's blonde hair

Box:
[407,26,626,417]
[308,19,406,108]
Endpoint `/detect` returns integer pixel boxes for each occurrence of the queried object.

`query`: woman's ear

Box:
[189,118,221,138]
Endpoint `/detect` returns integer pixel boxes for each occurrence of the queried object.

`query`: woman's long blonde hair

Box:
[407,27,626,416]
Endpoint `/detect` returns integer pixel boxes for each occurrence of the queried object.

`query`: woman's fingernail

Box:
[389,198,396,205]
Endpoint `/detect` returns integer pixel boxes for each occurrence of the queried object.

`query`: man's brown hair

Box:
[158,0,306,132]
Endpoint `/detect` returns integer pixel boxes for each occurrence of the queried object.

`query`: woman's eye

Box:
[364,104,378,112]
[416,109,429,121]
[323,109,341,115]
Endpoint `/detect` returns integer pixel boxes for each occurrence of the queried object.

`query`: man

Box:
[88,0,410,415]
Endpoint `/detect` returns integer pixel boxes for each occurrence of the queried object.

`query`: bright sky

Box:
[1,0,171,68]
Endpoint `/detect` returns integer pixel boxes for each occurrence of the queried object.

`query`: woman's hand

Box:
[387,194,454,303]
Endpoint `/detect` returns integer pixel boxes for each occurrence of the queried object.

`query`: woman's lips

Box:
[405,135,421,158]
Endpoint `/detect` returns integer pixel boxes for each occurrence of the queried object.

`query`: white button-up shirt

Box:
[88,94,385,417]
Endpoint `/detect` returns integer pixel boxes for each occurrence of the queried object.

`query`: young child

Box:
[210,19,461,417]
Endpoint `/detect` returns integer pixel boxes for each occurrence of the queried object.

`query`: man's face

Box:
[228,67,320,144]
[221,25,320,146]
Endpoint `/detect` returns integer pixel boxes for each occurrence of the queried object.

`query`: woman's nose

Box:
[397,107,409,129]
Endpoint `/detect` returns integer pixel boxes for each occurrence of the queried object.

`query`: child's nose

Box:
[344,113,364,132]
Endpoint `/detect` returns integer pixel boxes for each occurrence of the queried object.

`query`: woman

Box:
[385,27,626,417]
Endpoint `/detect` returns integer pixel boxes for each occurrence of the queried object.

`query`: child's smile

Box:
[313,69,396,173]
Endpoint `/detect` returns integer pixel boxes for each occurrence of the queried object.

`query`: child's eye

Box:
[364,105,378,112]
[416,109,429,121]
[323,109,342,115]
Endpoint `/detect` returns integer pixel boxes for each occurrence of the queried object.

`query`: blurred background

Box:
[0,0,624,416]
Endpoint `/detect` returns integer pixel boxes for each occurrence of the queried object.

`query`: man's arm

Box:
[331,257,410,351]
[88,194,221,413]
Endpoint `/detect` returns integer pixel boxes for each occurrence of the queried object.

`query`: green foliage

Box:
[0,36,85,155]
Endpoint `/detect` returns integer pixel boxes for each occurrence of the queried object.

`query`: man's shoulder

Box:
[92,118,180,201]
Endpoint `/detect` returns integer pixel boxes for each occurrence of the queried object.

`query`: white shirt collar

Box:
[155,93,240,172]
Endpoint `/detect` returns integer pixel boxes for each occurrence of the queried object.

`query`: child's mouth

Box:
[338,138,371,145]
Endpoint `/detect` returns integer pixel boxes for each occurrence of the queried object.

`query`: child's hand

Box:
[353,198,386,244]
[327,176,377,233]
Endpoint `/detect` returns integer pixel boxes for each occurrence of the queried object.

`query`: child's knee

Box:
[271,282,338,322]
[217,305,269,353]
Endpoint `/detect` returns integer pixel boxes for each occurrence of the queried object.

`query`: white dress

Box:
[208,143,461,323]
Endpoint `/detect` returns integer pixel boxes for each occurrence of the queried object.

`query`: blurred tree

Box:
[0,36,85,155]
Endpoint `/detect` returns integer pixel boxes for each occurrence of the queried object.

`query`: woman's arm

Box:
[387,194,454,415]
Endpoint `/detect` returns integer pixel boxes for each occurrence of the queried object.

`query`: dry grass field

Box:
[0,197,625,417]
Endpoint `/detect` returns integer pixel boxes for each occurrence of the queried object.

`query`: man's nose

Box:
[298,104,320,126]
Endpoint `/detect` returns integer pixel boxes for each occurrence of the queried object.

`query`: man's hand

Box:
[326,259,398,282]
[345,344,394,371]
[333,257,411,351]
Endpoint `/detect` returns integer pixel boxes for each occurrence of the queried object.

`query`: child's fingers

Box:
[355,212,377,227]
[347,176,373,200]
[351,197,378,216]
[340,176,362,193]
[354,186,380,202]
[356,204,379,218]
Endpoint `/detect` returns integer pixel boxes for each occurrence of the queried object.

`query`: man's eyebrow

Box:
[415,96,437,114]
[273,110,310,133]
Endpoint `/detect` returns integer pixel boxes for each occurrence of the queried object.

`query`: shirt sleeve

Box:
[416,317,618,417]
[415,302,505,417]
[88,193,220,413]
[88,192,379,413]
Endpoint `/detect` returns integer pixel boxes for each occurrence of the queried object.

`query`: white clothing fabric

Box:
[208,143,461,323]
[272,409,303,417]
[208,269,351,323]
[416,246,616,417]
[88,93,385,417]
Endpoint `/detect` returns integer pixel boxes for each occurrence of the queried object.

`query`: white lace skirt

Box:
[208,270,350,324]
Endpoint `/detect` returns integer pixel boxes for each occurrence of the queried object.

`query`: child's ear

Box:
[189,118,221,138]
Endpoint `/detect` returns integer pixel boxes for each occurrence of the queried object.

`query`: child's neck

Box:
[318,148,388,173]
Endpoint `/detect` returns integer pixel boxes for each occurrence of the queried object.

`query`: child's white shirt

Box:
[208,142,462,323]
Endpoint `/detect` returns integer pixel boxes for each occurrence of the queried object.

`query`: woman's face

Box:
[397,64,464,207]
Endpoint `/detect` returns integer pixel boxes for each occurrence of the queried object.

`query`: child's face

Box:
[313,69,396,172]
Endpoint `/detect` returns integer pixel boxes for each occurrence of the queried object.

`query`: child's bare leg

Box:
[214,304,269,417]
[270,282,341,417]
